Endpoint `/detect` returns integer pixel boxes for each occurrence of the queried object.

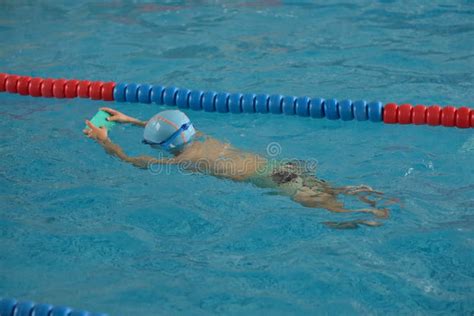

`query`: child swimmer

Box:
[84,108,392,227]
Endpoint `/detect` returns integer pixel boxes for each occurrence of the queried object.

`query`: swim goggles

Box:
[142,122,193,149]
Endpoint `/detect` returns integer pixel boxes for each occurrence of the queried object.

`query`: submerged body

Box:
[84,108,391,226]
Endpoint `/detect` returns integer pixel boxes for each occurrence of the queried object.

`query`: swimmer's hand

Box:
[83,120,108,142]
[100,107,146,126]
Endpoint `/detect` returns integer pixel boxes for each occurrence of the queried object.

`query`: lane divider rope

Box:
[1,73,472,128]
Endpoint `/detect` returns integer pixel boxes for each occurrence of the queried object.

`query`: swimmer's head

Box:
[143,110,196,150]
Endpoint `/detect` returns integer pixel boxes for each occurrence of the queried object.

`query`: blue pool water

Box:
[1,1,473,315]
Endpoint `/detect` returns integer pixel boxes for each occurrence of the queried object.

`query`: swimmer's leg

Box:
[334,184,383,196]
[293,187,389,218]
[336,185,400,210]
[323,203,389,219]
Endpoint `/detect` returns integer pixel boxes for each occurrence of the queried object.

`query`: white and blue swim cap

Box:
[143,110,196,149]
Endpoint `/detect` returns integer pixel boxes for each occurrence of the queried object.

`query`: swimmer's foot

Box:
[323,220,382,230]
[355,208,390,219]
[368,208,390,219]
[357,220,383,227]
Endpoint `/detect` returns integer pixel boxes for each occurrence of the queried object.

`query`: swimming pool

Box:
[1,1,473,315]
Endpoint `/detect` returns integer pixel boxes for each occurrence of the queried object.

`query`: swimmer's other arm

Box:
[100,107,147,127]
[83,120,176,169]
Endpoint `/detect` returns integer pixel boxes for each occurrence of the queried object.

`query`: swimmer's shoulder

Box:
[176,132,226,158]
[174,138,204,160]
[194,132,225,147]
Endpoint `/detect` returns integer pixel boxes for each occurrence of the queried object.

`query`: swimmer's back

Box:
[177,136,266,180]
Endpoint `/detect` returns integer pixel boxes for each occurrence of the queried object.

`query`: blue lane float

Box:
[112,82,385,122]
[0,298,108,316]
[242,93,256,113]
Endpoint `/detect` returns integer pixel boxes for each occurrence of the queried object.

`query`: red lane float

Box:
[441,106,456,127]
[17,76,31,95]
[65,80,79,98]
[455,107,470,128]
[0,73,114,102]
[383,103,398,124]
[41,78,54,98]
[426,105,442,126]
[102,82,115,101]
[5,75,20,93]
[0,73,7,91]
[90,81,103,100]
[29,77,43,97]
[381,102,471,128]
[412,105,427,125]
[77,80,91,98]
[398,104,413,124]
[53,79,67,98]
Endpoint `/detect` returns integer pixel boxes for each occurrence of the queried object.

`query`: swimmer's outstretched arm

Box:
[83,120,176,169]
[100,138,176,168]
[100,107,147,127]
